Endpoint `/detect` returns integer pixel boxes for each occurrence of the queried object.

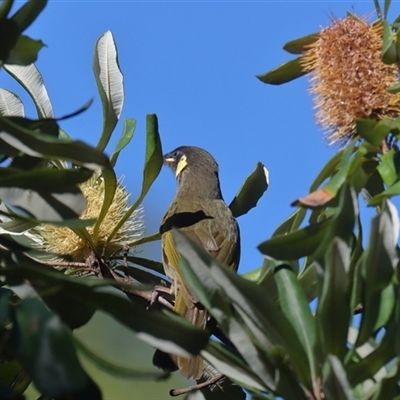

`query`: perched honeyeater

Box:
[158,146,240,380]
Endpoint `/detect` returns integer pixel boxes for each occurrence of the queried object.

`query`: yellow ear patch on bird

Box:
[175,155,188,177]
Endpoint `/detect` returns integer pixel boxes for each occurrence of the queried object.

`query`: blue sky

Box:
[6,1,382,273]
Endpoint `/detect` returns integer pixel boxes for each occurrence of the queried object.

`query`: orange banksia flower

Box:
[301,15,400,145]
[35,172,143,262]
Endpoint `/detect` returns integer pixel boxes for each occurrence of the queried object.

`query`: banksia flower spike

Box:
[35,172,143,263]
[301,15,400,145]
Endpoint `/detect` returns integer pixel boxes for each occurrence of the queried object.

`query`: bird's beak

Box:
[163,155,175,166]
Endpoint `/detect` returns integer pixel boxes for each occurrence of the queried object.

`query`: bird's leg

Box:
[148,285,173,308]
[169,373,224,397]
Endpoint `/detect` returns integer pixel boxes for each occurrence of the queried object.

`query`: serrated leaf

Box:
[256,57,307,85]
[229,162,269,218]
[0,89,24,117]
[94,30,124,152]
[4,64,54,118]
[283,33,319,54]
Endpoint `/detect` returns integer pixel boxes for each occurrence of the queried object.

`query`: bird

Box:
[156,145,241,380]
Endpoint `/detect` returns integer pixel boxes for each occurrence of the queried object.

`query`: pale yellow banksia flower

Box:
[301,16,400,145]
[35,172,144,262]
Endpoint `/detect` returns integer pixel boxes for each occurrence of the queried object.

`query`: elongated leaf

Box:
[94,31,124,152]
[0,116,110,169]
[6,35,45,65]
[384,0,392,19]
[74,336,168,380]
[4,64,54,118]
[355,117,400,147]
[174,230,312,390]
[0,167,91,189]
[316,238,351,360]
[377,148,400,186]
[127,231,161,246]
[0,89,24,117]
[274,264,320,386]
[107,114,163,244]
[258,218,330,260]
[5,254,210,358]
[256,57,307,85]
[272,207,307,237]
[0,186,85,221]
[357,204,398,345]
[13,298,91,397]
[283,33,319,54]
[382,20,397,64]
[369,179,400,205]
[0,0,13,19]
[110,118,136,167]
[10,0,47,33]
[229,162,269,218]
[293,140,359,208]
[323,356,355,400]
[92,167,116,241]
[203,342,266,392]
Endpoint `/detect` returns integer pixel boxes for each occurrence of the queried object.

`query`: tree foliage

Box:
[1,1,400,400]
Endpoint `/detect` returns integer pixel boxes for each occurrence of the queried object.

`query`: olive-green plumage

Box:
[160,146,240,379]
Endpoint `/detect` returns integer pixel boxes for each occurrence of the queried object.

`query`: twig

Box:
[169,373,224,397]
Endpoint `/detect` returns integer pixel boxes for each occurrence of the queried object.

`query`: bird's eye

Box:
[173,150,180,158]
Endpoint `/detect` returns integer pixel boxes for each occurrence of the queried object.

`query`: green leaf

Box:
[0,89,24,117]
[74,336,168,380]
[0,167,92,189]
[173,230,312,390]
[282,33,319,54]
[310,150,344,192]
[377,148,400,186]
[258,218,330,260]
[323,356,355,400]
[10,0,47,33]
[355,118,397,147]
[107,113,163,244]
[386,82,400,93]
[357,202,398,346]
[256,57,307,85]
[110,118,136,167]
[127,231,161,247]
[316,238,351,360]
[203,341,267,392]
[7,253,210,358]
[369,179,400,205]
[92,167,116,242]
[274,264,320,386]
[0,0,13,19]
[4,64,54,118]
[0,115,110,169]
[94,30,124,152]
[229,162,269,218]
[6,35,45,65]
[13,298,91,397]
[271,207,307,237]
[382,20,396,64]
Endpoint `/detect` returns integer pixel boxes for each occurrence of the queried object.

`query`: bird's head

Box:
[163,146,223,199]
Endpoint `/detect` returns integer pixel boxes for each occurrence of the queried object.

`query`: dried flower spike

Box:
[35,172,144,262]
[301,15,400,145]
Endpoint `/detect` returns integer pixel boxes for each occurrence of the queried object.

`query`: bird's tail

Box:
[173,293,207,379]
